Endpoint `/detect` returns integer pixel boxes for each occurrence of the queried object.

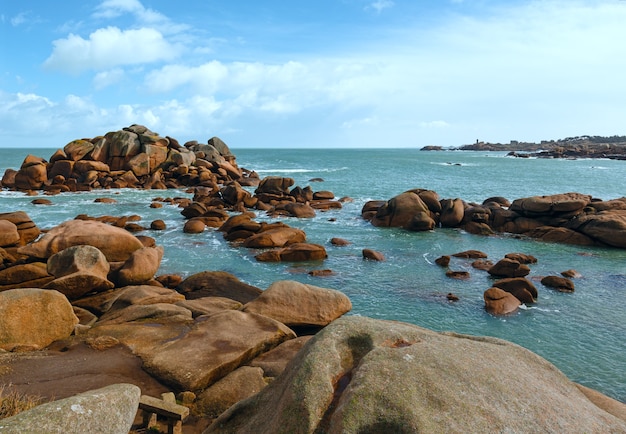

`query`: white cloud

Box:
[10,12,28,26]
[93,68,125,89]
[420,121,451,129]
[144,61,311,113]
[366,1,394,14]
[5,0,626,149]
[93,0,167,24]
[43,27,182,74]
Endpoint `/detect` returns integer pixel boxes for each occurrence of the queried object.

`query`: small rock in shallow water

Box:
[447,293,460,301]
[561,269,582,278]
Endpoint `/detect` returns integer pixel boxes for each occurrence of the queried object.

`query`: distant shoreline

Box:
[422,135,626,160]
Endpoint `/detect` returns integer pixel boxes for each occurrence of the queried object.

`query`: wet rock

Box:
[451,250,488,259]
[362,249,385,261]
[256,243,328,262]
[488,258,531,278]
[561,269,582,278]
[471,259,494,271]
[243,227,307,248]
[329,237,351,246]
[492,277,537,303]
[439,198,465,227]
[541,275,575,293]
[484,287,521,315]
[370,191,432,230]
[435,255,450,267]
[445,270,470,280]
[504,253,538,264]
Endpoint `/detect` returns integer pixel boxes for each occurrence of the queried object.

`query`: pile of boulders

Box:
[0,125,254,193]
[0,212,352,429]
[363,190,626,248]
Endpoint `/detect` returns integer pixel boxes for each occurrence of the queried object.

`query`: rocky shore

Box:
[1,125,626,432]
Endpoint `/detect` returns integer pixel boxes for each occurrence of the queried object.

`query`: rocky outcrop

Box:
[205,316,626,433]
[0,288,78,351]
[1,125,245,193]
[0,383,140,434]
[362,190,626,250]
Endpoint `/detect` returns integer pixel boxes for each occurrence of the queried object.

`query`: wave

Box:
[253,167,349,174]
[429,162,477,167]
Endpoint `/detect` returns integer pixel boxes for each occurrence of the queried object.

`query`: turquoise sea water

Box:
[1,147,625,402]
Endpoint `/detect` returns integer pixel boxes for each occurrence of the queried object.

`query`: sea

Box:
[1,147,625,403]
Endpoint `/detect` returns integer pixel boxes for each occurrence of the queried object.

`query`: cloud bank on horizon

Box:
[1,0,625,149]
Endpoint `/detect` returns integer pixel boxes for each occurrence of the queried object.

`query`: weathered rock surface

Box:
[195,366,267,419]
[0,220,20,247]
[17,219,144,261]
[45,245,114,300]
[0,211,40,245]
[0,262,53,290]
[113,245,164,286]
[142,310,296,391]
[243,280,352,328]
[205,316,626,433]
[0,288,78,351]
[0,383,140,434]
[247,336,313,378]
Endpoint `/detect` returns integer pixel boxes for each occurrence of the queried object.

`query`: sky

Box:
[1,0,626,149]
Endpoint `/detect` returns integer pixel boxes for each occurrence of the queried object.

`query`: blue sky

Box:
[1,0,625,149]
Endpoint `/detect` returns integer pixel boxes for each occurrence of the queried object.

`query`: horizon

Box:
[2,1,626,149]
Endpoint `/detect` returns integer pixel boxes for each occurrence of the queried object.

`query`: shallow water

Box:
[1,148,625,402]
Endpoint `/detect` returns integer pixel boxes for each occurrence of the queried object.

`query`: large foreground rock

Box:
[0,383,140,434]
[206,316,626,434]
[0,288,78,351]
